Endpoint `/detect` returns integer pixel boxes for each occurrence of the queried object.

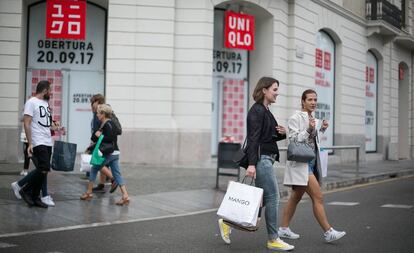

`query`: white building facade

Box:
[0,0,413,165]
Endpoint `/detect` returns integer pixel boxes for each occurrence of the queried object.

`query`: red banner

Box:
[46,0,86,40]
[224,11,254,51]
[399,66,404,80]
[324,51,331,70]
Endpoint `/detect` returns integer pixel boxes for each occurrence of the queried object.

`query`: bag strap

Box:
[241,176,255,186]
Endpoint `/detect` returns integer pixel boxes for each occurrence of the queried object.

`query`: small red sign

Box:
[224,11,255,51]
[399,66,404,80]
[369,67,374,83]
[315,48,323,68]
[46,0,86,40]
[324,51,331,70]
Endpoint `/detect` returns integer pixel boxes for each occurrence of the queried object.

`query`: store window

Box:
[315,31,335,147]
[365,51,378,152]
[211,9,249,155]
[26,1,106,151]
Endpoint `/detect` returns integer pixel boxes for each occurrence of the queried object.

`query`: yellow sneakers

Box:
[218,219,231,244]
[267,238,295,251]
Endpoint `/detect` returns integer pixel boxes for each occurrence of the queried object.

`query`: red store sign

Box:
[46,0,86,40]
[224,11,255,51]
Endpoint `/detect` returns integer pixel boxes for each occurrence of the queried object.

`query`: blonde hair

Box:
[97,104,113,118]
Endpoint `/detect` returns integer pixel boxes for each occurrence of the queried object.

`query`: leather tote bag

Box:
[287,139,315,163]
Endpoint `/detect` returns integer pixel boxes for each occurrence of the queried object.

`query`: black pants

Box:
[23,142,30,170]
[24,145,52,200]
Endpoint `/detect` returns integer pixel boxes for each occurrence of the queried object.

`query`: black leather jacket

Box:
[246,103,286,165]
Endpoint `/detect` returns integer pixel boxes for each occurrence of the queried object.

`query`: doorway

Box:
[398,63,410,159]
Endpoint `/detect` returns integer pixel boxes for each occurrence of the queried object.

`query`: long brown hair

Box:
[252,77,279,103]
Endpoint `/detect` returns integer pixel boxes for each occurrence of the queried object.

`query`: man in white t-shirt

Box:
[19,80,59,208]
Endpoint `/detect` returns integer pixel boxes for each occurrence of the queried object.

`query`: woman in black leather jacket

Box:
[218,77,294,251]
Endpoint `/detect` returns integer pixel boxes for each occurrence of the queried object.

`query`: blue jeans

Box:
[18,169,48,197]
[89,154,124,186]
[255,155,280,240]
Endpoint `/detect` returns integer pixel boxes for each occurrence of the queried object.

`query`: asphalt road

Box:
[1,176,413,253]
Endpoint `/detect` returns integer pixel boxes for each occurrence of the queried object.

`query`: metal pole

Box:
[356,147,360,176]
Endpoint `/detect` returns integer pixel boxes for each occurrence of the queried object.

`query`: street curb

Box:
[279,169,414,198]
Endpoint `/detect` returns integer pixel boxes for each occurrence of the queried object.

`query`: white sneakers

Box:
[324,227,346,243]
[41,195,55,207]
[278,227,300,239]
[11,181,21,199]
[20,170,28,176]
[279,226,345,243]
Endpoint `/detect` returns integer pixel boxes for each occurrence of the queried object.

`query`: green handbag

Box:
[90,135,105,166]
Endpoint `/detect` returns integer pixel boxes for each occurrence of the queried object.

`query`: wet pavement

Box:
[0,158,413,236]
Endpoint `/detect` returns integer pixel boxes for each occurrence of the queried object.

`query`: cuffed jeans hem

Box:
[268,234,279,240]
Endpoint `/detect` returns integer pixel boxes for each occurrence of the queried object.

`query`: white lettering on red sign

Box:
[46,0,86,40]
[224,11,255,51]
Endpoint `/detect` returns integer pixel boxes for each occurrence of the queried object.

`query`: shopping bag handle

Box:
[241,176,255,186]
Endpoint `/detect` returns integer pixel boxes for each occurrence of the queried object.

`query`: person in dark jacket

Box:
[80,104,130,205]
[218,77,294,251]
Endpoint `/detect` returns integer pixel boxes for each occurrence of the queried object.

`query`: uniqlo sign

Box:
[46,0,86,40]
[224,11,255,51]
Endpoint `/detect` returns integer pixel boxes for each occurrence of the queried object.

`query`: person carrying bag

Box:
[217,77,294,251]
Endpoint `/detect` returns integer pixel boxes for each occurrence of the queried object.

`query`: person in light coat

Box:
[278,89,346,243]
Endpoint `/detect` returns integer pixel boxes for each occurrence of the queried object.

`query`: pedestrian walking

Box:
[80,104,129,205]
[17,80,59,208]
[87,94,115,193]
[218,77,294,251]
[278,89,346,243]
[19,112,30,176]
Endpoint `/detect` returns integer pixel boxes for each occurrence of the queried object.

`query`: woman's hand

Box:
[309,117,316,130]
[95,130,102,137]
[276,125,286,135]
[246,165,256,178]
[321,119,329,131]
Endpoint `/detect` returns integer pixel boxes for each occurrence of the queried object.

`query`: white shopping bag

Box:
[217,181,263,228]
[80,154,92,172]
[319,149,328,177]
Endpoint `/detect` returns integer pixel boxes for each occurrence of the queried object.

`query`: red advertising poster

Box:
[31,69,63,140]
[315,48,323,68]
[221,79,245,143]
[399,66,404,80]
[46,0,86,40]
[224,11,255,51]
[324,51,331,70]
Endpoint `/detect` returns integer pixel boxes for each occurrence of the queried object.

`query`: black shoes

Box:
[19,189,34,207]
[33,198,48,208]
[92,184,106,193]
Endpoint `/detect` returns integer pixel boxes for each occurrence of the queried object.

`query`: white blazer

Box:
[283,111,325,186]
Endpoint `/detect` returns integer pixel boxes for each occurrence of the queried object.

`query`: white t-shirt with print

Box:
[24,97,52,147]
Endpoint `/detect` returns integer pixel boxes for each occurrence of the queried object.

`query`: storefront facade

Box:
[0,0,413,165]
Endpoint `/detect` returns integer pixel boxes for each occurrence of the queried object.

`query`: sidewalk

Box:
[0,159,413,236]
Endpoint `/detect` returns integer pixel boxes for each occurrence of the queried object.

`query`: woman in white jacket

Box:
[278,89,346,243]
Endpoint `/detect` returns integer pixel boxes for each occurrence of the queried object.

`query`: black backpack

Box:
[111,112,122,135]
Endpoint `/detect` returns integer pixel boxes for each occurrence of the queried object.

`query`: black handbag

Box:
[99,141,114,156]
[233,139,249,169]
[51,141,77,171]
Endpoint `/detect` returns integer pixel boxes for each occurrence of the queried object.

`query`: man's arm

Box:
[23,114,33,156]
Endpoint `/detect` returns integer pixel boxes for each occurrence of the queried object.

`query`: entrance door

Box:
[212,9,249,155]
